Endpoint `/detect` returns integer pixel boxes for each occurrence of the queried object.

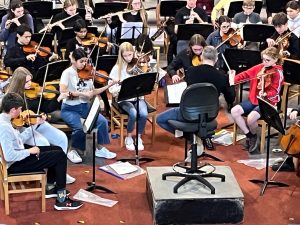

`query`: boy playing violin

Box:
[229,47,284,154]
[4,24,58,81]
[266,12,300,60]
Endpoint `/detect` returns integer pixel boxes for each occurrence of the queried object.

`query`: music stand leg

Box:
[119,94,154,165]
[86,132,116,194]
[249,126,288,195]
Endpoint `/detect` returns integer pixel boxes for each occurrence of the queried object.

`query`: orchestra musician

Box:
[206,15,236,70]
[266,12,300,60]
[58,48,118,163]
[105,0,148,45]
[4,24,58,81]
[108,42,148,151]
[167,34,207,84]
[4,67,76,184]
[0,0,34,50]
[229,47,284,154]
[286,0,300,38]
[0,92,83,210]
[157,46,235,159]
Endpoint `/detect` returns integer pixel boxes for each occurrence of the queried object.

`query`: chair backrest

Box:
[0,145,8,181]
[180,83,219,122]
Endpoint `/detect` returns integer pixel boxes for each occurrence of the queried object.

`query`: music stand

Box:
[265,0,286,13]
[93,2,127,19]
[177,24,214,40]
[120,22,144,44]
[34,60,70,85]
[52,7,86,19]
[83,96,115,194]
[96,55,118,73]
[249,97,288,195]
[118,72,157,166]
[227,1,262,18]
[23,1,53,19]
[57,27,76,48]
[243,24,275,43]
[160,0,186,17]
[283,59,300,85]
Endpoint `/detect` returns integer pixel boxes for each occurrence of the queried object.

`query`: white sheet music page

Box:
[109,161,138,175]
[121,22,143,39]
[167,82,187,104]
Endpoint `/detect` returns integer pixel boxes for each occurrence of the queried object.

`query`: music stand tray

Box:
[93,2,127,19]
[34,60,70,85]
[283,59,300,85]
[118,72,157,165]
[160,0,186,17]
[177,24,214,40]
[96,55,118,73]
[243,24,275,43]
[23,1,53,19]
[249,97,288,195]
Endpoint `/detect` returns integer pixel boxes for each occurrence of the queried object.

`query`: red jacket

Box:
[234,63,284,105]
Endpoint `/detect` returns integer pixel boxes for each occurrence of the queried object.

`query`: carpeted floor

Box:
[1,87,300,225]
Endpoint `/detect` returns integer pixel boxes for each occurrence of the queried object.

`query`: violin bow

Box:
[34,16,53,58]
[36,63,50,115]
[23,93,39,159]
[221,53,231,71]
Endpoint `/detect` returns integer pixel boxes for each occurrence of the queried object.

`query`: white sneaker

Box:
[66,174,76,184]
[185,141,204,163]
[95,147,116,159]
[67,150,82,164]
[125,136,135,151]
[138,137,144,151]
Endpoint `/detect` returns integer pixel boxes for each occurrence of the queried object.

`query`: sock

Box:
[57,189,67,203]
[46,183,55,191]
[246,132,255,138]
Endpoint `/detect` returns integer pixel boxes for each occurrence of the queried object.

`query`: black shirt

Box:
[186,64,236,104]
[167,48,193,77]
[175,6,208,24]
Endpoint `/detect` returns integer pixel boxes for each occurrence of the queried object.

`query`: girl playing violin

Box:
[3,67,76,184]
[229,47,284,154]
[167,34,207,83]
[58,48,118,162]
[206,15,237,70]
[108,42,148,151]
[0,0,34,50]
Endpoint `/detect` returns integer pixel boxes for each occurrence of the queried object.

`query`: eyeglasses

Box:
[242,6,254,9]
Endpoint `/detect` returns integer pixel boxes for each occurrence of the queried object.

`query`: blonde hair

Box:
[261,47,283,65]
[127,0,148,33]
[63,0,77,9]
[6,67,32,97]
[243,0,255,7]
[116,42,134,80]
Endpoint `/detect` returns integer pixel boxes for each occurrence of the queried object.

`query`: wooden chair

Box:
[0,145,46,215]
[110,47,160,147]
[233,82,290,153]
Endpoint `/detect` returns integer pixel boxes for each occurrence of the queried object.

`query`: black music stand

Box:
[57,27,76,48]
[265,0,286,13]
[118,72,157,166]
[243,24,275,43]
[96,55,118,73]
[249,97,288,195]
[34,60,70,85]
[23,1,53,19]
[177,24,214,40]
[227,1,262,18]
[160,0,186,17]
[31,33,55,50]
[83,96,115,194]
[120,22,145,45]
[93,2,127,19]
[283,59,300,85]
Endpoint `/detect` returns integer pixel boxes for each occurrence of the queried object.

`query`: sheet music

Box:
[109,161,138,175]
[83,97,101,133]
[165,82,187,105]
[121,22,143,39]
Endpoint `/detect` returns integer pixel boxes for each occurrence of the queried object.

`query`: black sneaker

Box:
[248,135,258,153]
[54,197,83,211]
[242,138,250,151]
[203,138,215,150]
[46,187,70,199]
[272,159,295,172]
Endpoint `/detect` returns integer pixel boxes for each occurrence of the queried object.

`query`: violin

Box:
[78,63,112,83]
[127,52,151,75]
[81,33,109,48]
[256,67,276,91]
[23,41,56,58]
[25,82,60,100]
[222,28,243,47]
[12,110,48,127]
[0,70,12,81]
[280,120,300,158]
[192,55,201,66]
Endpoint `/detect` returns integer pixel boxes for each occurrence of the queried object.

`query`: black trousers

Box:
[8,146,67,190]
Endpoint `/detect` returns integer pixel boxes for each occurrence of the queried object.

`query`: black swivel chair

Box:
[162,83,225,194]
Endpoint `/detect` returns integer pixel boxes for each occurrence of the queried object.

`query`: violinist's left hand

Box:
[109,79,119,86]
[290,111,298,120]
[282,50,290,58]
[36,116,46,125]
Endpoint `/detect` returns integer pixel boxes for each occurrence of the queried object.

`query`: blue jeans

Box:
[61,103,110,151]
[156,107,184,134]
[118,100,148,134]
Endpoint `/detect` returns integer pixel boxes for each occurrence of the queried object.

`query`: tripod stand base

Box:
[249,179,289,195]
[119,156,154,165]
[86,182,116,194]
